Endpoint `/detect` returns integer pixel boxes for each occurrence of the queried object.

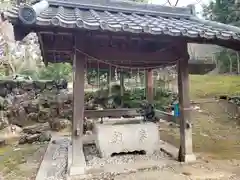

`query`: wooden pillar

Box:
[71,52,86,172]
[177,54,196,162]
[108,68,112,95]
[120,71,124,107]
[145,69,154,104]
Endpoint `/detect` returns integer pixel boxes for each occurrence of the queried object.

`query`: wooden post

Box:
[145,69,154,104]
[108,68,112,95]
[177,55,196,162]
[120,71,124,107]
[71,52,86,174]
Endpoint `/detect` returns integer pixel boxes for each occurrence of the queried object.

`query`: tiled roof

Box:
[4,0,240,41]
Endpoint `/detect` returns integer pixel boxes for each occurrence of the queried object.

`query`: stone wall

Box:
[0,79,72,130]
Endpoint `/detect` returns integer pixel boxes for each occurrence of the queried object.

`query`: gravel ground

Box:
[83,144,172,167]
[37,137,173,180]
[36,137,240,180]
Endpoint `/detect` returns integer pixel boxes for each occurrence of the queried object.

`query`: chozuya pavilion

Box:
[3,0,240,177]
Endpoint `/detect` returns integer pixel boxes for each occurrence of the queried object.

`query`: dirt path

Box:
[161,101,240,160]
[114,158,240,180]
[158,101,240,179]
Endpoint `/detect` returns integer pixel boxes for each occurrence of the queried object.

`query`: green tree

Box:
[38,63,72,80]
[202,0,238,24]
[202,0,240,73]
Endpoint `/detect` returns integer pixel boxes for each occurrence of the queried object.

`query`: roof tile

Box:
[5,3,240,42]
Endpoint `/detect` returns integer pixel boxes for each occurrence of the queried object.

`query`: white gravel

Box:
[39,138,173,180]
[83,144,171,167]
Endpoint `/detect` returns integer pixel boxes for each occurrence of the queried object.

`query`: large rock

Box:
[19,131,52,144]
[83,118,94,134]
[0,79,69,125]
[24,99,39,113]
[57,89,71,104]
[22,122,50,134]
[20,80,35,91]
[25,134,40,144]
[27,112,38,122]
[0,139,6,147]
[38,108,51,122]
[0,88,8,97]
[58,104,72,119]
[2,125,23,134]
[17,105,27,122]
[0,112,9,130]
[0,125,23,139]
[0,96,8,110]
[33,80,46,90]
[49,118,71,131]
[38,131,52,142]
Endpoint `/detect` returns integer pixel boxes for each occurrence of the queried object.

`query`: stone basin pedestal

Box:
[94,122,160,158]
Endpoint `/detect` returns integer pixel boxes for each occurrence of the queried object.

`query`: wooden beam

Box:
[84,108,177,123]
[41,33,74,51]
[39,31,73,36]
[89,31,183,43]
[46,50,72,53]
[108,67,112,95]
[80,46,178,62]
[145,69,154,103]
[84,108,140,118]
[120,71,124,107]
[98,118,144,125]
[26,26,240,53]
[155,110,177,123]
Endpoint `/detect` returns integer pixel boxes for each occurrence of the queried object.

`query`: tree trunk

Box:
[227,53,233,73]
[236,52,240,74]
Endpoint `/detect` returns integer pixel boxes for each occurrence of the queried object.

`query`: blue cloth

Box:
[173,103,180,117]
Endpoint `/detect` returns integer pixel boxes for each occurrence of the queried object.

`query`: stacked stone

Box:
[0,79,72,130]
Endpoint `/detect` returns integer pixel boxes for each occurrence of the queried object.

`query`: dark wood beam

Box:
[75,46,179,62]
[45,50,173,64]
[84,108,140,118]
[19,25,240,52]
[41,33,74,51]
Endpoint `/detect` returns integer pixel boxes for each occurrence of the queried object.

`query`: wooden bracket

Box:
[183,107,192,111]
[75,128,80,136]
[186,122,192,129]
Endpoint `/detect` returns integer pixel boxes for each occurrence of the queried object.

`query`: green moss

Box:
[190,75,240,99]
[160,106,240,160]
[0,145,40,175]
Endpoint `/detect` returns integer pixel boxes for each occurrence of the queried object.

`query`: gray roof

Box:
[4,0,240,42]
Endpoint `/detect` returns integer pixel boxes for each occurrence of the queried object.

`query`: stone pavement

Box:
[35,136,69,180]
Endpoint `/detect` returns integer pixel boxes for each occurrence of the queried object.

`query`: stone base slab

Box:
[182,153,196,162]
[95,122,160,158]
[68,144,86,176]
